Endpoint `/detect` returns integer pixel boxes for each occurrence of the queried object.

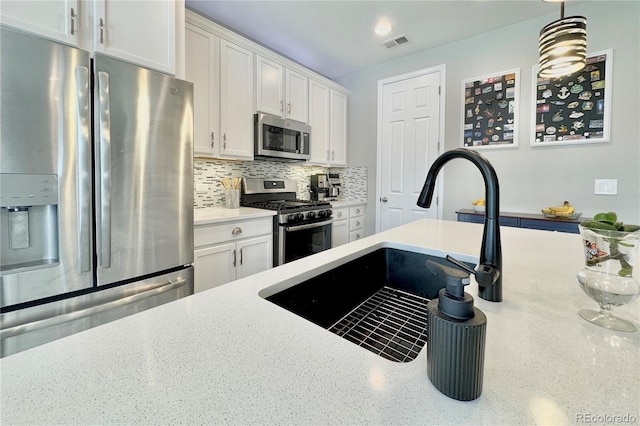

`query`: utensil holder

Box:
[225,189,240,209]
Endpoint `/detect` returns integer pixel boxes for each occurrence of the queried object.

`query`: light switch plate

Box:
[195,184,209,193]
[594,179,617,195]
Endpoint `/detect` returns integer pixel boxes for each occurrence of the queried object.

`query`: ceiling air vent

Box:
[381,34,410,49]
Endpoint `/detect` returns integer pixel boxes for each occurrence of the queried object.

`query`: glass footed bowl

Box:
[577,225,640,332]
[576,270,640,332]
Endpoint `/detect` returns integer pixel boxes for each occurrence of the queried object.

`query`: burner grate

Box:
[328,287,430,363]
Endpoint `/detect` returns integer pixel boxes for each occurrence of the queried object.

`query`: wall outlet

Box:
[594,179,617,195]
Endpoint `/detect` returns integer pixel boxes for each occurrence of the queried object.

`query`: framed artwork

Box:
[531,49,613,147]
[461,69,520,149]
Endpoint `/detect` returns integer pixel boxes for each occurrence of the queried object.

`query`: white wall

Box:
[335,1,640,236]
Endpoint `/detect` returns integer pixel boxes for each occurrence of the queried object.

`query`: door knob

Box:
[380,197,388,202]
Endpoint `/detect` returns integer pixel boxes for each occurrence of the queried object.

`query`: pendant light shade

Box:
[538,3,587,79]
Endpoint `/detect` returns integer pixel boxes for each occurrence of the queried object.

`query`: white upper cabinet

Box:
[256,56,284,117]
[0,0,80,45]
[285,69,308,123]
[330,89,348,166]
[256,55,308,123]
[219,39,254,160]
[185,23,218,157]
[0,0,177,74]
[92,0,176,74]
[308,79,331,164]
[185,10,347,161]
[308,81,348,167]
[185,22,254,160]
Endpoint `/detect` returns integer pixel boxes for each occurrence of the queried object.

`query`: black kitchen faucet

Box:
[417,148,503,302]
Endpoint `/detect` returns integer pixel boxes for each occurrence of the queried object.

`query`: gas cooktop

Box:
[243,199,331,212]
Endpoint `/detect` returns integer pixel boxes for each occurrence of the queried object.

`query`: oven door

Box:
[278,219,332,265]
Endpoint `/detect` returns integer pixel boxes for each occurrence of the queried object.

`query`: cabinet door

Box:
[308,79,330,165]
[256,56,284,117]
[285,69,308,123]
[219,39,254,160]
[185,24,218,157]
[236,235,272,280]
[0,0,79,45]
[93,0,176,74]
[194,242,235,293]
[332,220,349,248]
[330,89,347,166]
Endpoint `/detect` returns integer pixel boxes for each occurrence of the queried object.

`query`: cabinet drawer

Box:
[349,217,364,231]
[349,206,364,217]
[349,230,363,242]
[520,219,579,234]
[195,217,272,248]
[333,207,349,220]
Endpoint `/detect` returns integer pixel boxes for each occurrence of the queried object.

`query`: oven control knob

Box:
[295,213,304,222]
[287,214,298,223]
[307,211,316,219]
[324,209,333,218]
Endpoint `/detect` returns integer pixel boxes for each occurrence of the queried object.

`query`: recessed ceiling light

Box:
[375,22,393,36]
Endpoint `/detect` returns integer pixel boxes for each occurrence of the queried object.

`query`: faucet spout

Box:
[417,148,502,302]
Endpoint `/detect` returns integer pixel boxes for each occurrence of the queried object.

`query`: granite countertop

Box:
[330,200,367,208]
[1,219,638,425]
[194,206,275,226]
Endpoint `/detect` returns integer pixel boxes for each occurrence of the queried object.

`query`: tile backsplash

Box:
[194,159,367,208]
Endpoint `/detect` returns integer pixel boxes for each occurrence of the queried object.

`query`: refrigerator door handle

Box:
[76,66,91,273]
[97,71,112,269]
[0,276,189,339]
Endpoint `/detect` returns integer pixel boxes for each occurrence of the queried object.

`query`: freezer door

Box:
[94,54,194,286]
[0,26,93,307]
[1,267,194,357]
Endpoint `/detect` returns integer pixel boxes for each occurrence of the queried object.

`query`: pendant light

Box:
[538,1,587,79]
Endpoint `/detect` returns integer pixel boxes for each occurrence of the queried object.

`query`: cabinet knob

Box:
[232,227,242,235]
[337,211,342,217]
[380,197,388,203]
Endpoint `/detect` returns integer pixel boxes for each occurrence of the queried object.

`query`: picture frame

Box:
[461,68,520,149]
[531,49,613,147]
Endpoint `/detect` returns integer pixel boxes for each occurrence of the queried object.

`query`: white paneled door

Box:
[377,67,444,232]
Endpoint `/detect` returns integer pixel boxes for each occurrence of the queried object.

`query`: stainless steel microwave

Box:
[254,113,310,161]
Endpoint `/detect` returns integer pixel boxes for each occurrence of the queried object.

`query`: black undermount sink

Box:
[262,246,477,362]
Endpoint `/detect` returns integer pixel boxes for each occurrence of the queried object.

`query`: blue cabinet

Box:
[456,209,588,234]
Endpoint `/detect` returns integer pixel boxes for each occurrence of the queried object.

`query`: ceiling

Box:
[185,0,580,79]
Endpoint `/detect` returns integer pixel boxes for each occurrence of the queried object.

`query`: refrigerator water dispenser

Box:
[0,174,59,273]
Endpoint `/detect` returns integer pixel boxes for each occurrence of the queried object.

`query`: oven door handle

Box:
[283,219,333,232]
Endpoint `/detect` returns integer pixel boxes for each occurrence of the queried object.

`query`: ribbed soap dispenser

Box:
[425,259,487,401]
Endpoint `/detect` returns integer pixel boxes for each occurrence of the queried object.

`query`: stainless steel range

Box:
[241,178,333,266]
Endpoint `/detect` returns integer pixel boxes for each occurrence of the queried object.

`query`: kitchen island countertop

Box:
[1,219,638,425]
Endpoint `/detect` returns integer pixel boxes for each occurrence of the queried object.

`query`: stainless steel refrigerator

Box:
[0,25,194,357]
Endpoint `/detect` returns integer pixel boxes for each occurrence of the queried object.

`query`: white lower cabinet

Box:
[331,208,349,248]
[194,217,272,293]
[332,204,365,248]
